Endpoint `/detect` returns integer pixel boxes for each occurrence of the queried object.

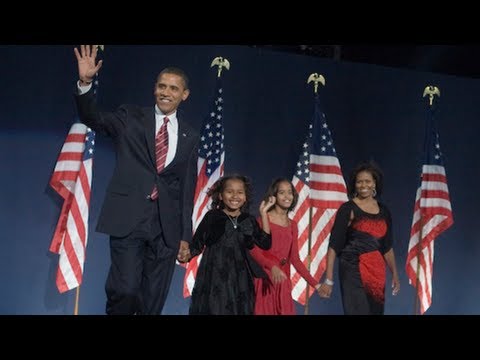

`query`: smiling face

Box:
[355,170,376,199]
[154,72,190,116]
[274,181,295,211]
[220,179,247,214]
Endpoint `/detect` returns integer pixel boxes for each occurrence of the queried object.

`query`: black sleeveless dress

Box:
[329,201,393,315]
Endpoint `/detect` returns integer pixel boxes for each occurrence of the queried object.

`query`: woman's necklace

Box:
[227,214,239,229]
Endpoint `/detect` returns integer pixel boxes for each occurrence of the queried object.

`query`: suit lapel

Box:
[168,114,190,169]
[143,107,156,169]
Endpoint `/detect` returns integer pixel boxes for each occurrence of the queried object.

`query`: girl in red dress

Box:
[250,178,321,315]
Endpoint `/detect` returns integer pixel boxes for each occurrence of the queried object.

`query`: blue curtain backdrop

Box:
[0,45,478,314]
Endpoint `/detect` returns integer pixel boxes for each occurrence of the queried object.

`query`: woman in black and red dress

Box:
[318,161,400,315]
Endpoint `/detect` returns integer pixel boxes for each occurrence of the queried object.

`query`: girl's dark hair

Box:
[348,160,384,198]
[264,177,298,212]
[208,174,252,212]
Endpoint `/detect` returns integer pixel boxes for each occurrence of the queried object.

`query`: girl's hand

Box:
[271,266,287,284]
[259,196,276,214]
[392,275,400,296]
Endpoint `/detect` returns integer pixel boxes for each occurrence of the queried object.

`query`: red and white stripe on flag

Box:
[406,164,453,314]
[49,123,94,293]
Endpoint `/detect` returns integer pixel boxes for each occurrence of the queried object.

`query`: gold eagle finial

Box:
[423,85,440,106]
[211,57,230,78]
[307,73,326,94]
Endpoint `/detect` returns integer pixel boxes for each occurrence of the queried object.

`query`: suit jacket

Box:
[75,90,199,249]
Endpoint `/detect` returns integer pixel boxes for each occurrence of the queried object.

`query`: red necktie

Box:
[150,117,169,200]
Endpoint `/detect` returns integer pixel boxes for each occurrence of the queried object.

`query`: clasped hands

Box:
[317,282,333,298]
[177,240,191,263]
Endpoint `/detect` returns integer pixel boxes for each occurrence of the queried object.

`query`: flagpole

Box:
[70,45,103,315]
[413,216,424,315]
[304,206,313,315]
[412,86,441,315]
[74,287,80,315]
[303,73,326,315]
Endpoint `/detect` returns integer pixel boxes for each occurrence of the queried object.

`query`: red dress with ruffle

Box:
[250,220,318,315]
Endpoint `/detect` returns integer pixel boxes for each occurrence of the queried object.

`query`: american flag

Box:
[49,59,101,294]
[405,105,453,314]
[183,77,225,297]
[49,122,95,293]
[289,95,348,305]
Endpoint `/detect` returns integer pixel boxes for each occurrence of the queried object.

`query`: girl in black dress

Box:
[188,174,275,315]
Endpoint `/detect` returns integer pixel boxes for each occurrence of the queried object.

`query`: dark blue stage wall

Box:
[0,45,477,315]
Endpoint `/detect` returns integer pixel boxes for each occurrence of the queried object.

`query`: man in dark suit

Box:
[73,45,198,314]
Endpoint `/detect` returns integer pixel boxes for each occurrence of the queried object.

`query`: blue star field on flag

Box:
[198,79,225,176]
